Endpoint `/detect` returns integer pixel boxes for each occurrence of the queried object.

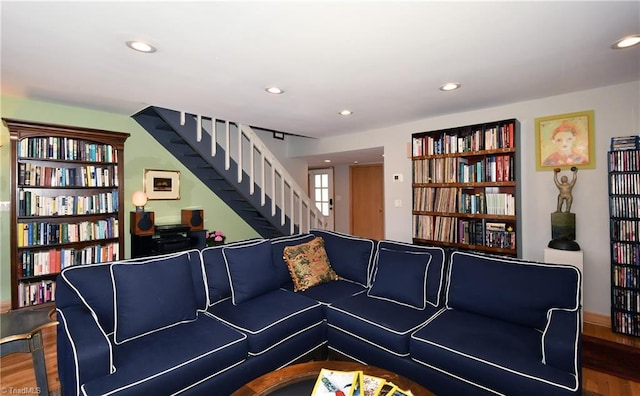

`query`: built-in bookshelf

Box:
[4,119,129,309]
[608,139,640,337]
[411,119,520,256]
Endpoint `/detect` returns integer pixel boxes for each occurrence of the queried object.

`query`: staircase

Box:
[132,106,327,238]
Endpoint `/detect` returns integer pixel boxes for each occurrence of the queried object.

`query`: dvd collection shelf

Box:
[412,119,520,256]
[4,119,129,309]
[608,144,640,336]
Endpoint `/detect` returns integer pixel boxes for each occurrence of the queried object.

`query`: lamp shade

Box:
[132,191,148,207]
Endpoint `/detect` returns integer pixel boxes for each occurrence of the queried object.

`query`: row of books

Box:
[613,288,639,316]
[17,218,119,247]
[610,135,640,151]
[18,242,120,278]
[412,122,515,156]
[613,266,639,289]
[413,215,515,249]
[612,242,640,266]
[17,280,56,308]
[611,219,640,242]
[609,196,640,219]
[17,137,118,162]
[413,187,515,216]
[19,190,118,217]
[609,149,640,171]
[610,173,640,195]
[311,368,414,396]
[613,312,639,337]
[413,155,513,184]
[18,162,118,187]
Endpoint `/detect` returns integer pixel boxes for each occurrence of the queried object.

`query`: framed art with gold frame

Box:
[535,110,595,171]
[143,169,180,200]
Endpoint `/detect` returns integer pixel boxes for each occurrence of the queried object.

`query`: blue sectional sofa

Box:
[56,230,581,395]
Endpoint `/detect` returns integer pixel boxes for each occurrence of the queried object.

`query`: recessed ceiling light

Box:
[612,34,640,49]
[439,82,461,92]
[324,159,332,163]
[126,40,157,53]
[339,109,353,116]
[265,87,284,94]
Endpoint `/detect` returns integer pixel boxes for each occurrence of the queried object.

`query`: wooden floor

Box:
[1,323,639,395]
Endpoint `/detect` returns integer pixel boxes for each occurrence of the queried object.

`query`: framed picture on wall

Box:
[535,110,595,171]
[143,169,181,200]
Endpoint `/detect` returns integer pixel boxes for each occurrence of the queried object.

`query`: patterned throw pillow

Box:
[283,237,340,291]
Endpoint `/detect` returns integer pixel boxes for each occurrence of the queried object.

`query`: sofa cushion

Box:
[311,229,375,286]
[271,234,316,286]
[201,238,261,304]
[223,239,279,305]
[58,262,116,335]
[445,251,581,330]
[368,248,431,309]
[81,314,248,396]
[111,251,198,344]
[410,309,580,395]
[207,289,324,356]
[374,241,446,307]
[283,236,340,292]
[327,292,440,357]
[282,279,367,307]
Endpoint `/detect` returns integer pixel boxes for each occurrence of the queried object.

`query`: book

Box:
[312,368,363,396]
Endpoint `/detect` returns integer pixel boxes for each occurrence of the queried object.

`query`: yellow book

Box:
[311,368,364,396]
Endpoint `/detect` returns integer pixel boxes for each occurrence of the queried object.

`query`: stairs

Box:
[132,106,326,238]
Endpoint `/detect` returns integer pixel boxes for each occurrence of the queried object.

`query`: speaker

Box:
[181,209,204,231]
[130,211,155,236]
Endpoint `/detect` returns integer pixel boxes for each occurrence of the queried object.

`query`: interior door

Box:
[350,164,384,239]
[308,168,335,230]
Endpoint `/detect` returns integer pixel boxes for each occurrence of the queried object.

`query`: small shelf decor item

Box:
[535,110,595,171]
[143,169,180,200]
[206,230,226,247]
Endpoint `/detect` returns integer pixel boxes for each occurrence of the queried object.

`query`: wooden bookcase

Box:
[608,148,640,336]
[3,119,129,309]
[411,119,521,257]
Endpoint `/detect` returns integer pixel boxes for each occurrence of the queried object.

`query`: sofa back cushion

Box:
[58,262,116,335]
[310,229,375,286]
[374,241,447,307]
[368,248,431,309]
[446,251,581,330]
[111,250,199,344]
[201,238,260,304]
[223,239,279,305]
[271,234,316,286]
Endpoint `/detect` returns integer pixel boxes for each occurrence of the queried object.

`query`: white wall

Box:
[289,81,640,317]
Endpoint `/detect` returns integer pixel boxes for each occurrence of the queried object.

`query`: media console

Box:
[130,223,206,258]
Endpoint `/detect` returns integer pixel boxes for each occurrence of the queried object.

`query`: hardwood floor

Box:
[1,322,638,395]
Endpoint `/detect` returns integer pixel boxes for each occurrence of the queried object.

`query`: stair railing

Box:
[180,112,328,234]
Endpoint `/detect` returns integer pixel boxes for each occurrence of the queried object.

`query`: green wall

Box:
[0,96,260,305]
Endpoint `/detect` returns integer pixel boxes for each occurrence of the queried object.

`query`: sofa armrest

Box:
[57,306,113,396]
[541,308,580,373]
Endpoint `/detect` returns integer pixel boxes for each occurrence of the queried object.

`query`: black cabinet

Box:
[131,224,206,258]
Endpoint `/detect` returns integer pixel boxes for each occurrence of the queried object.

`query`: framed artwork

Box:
[143,169,180,200]
[535,110,595,171]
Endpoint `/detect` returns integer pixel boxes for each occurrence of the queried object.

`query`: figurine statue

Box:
[548,166,580,251]
[554,167,578,213]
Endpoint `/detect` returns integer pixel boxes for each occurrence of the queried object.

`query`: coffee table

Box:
[231,360,435,395]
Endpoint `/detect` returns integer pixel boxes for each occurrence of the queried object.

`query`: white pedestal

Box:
[544,247,584,329]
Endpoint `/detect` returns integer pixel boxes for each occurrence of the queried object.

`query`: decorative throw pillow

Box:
[283,237,340,292]
[368,248,431,309]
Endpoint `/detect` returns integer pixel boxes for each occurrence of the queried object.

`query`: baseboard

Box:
[584,311,610,328]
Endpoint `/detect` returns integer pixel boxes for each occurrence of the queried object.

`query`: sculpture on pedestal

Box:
[549,167,581,251]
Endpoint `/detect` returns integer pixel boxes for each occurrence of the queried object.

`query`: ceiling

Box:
[2,2,639,160]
